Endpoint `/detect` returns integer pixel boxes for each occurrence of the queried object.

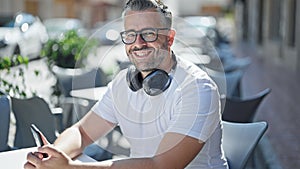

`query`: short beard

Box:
[128,41,169,72]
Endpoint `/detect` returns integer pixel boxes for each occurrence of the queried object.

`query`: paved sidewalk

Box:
[232,42,300,169]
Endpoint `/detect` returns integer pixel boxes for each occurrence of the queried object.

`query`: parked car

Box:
[43,18,88,39]
[0,12,48,59]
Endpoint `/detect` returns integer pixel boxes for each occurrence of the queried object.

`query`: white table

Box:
[70,86,108,101]
[0,147,96,169]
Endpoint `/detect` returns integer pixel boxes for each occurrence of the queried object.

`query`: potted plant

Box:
[40,29,99,96]
[0,55,38,98]
[41,29,98,68]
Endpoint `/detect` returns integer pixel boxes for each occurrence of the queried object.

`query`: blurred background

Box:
[1,0,299,169]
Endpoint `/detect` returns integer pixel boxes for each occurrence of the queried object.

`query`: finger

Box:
[33,151,43,159]
[33,151,48,159]
[23,161,35,169]
[26,152,42,167]
[38,145,62,158]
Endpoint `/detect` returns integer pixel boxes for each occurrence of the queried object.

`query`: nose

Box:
[134,33,146,45]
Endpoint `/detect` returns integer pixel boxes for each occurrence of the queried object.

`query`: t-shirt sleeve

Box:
[166,78,221,142]
[91,82,118,124]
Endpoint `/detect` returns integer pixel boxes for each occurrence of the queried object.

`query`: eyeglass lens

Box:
[121,28,168,44]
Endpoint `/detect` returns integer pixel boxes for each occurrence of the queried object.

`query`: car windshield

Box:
[14,13,36,27]
[0,14,14,27]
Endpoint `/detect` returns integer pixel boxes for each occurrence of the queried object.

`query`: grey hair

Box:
[122,0,172,28]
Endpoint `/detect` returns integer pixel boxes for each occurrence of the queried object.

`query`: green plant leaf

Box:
[0,55,34,98]
[41,29,98,68]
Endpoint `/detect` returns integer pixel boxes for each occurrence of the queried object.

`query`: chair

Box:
[205,68,244,98]
[222,121,268,169]
[51,65,108,97]
[0,94,11,152]
[11,96,63,148]
[222,57,252,73]
[222,88,271,123]
[223,57,252,97]
[51,65,108,128]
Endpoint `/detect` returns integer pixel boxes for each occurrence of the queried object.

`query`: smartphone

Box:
[30,124,44,147]
[30,124,48,158]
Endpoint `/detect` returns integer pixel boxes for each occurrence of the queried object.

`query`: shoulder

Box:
[174,57,218,92]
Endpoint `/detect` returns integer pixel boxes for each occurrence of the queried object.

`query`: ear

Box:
[168,29,176,46]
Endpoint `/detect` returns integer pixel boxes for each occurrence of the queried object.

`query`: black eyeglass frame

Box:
[120,27,170,45]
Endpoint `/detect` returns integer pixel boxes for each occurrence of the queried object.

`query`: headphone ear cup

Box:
[143,69,171,96]
[126,66,143,91]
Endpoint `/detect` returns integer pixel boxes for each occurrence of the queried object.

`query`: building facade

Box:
[235,0,300,72]
[0,0,123,28]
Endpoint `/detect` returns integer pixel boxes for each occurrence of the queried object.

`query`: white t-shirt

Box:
[92,57,228,169]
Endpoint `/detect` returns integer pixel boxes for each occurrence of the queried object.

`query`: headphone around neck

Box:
[126,52,177,96]
[126,66,172,96]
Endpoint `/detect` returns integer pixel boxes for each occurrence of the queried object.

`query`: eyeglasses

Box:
[120,27,170,45]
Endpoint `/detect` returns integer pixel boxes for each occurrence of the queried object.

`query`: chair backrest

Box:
[0,95,11,152]
[206,68,244,97]
[11,96,57,148]
[224,70,244,97]
[222,88,271,122]
[51,65,108,97]
[223,57,252,73]
[222,121,268,169]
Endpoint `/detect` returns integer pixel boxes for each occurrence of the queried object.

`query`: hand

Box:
[24,145,72,169]
[24,130,72,169]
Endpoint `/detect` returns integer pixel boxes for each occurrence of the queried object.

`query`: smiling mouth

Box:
[133,50,151,57]
[131,48,153,58]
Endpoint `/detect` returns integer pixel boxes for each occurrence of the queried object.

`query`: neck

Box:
[140,51,176,78]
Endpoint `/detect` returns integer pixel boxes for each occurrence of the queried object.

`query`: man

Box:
[25,0,228,168]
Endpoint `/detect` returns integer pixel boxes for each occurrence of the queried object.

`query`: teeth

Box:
[136,53,147,56]
[135,50,149,56]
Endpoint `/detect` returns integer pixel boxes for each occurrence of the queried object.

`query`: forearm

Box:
[54,124,92,158]
[69,133,204,169]
[53,111,115,159]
